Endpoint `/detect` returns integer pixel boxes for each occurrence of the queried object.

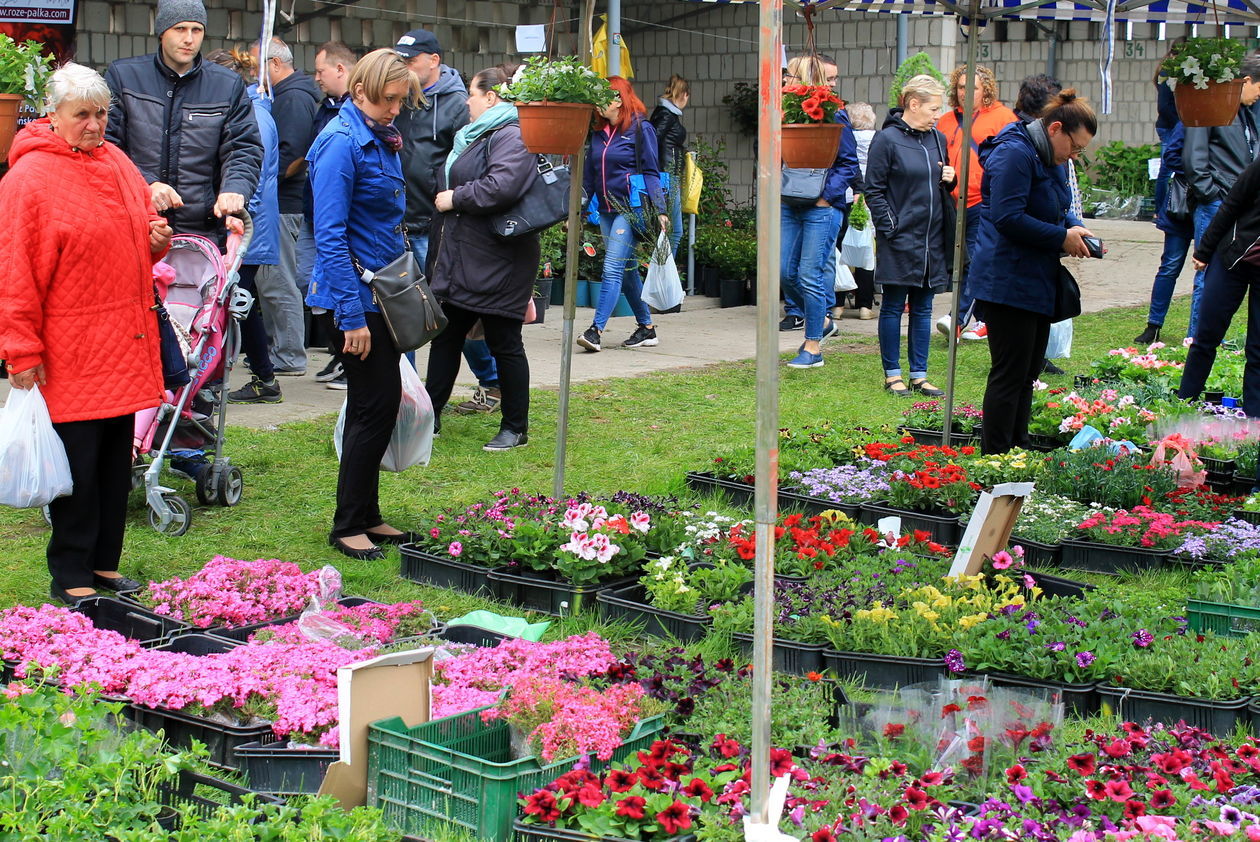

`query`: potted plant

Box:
[887,51,945,110]
[1160,36,1247,127]
[500,55,614,155]
[0,34,52,162]
[781,80,845,168]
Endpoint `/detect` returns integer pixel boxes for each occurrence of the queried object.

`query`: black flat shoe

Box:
[884,377,912,397]
[910,379,946,397]
[50,583,98,607]
[93,573,143,593]
[1041,359,1066,376]
[328,535,386,561]
[365,530,417,546]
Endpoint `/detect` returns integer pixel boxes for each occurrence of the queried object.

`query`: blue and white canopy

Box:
[681,0,1258,24]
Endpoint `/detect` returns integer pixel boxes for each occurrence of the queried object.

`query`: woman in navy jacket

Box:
[864,74,957,395]
[306,49,423,559]
[579,76,667,353]
[970,90,1098,454]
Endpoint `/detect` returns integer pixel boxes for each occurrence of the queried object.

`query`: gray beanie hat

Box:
[154,0,207,35]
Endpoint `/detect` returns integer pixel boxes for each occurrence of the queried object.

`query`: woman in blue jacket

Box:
[306,49,423,560]
[579,76,668,353]
[969,90,1098,454]
[864,74,956,394]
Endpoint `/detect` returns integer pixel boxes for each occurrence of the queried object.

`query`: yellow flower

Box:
[958,613,988,630]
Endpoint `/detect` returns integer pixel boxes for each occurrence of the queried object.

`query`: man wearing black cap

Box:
[395,29,501,415]
[104,0,261,239]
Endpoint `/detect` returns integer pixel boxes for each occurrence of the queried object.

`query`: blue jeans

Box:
[667,189,683,257]
[594,211,653,330]
[411,236,498,386]
[954,206,982,327]
[1178,255,1260,418]
[879,284,935,379]
[781,203,842,341]
[1146,227,1192,327]
[1190,199,1222,338]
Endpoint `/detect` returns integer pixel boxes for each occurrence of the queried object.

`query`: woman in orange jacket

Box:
[933,65,1017,340]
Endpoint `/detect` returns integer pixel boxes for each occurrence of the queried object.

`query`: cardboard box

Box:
[949,482,1035,578]
[318,647,433,808]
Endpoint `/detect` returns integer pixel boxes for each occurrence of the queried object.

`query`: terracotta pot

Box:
[0,93,23,163]
[1174,79,1244,128]
[515,101,593,155]
[781,122,844,168]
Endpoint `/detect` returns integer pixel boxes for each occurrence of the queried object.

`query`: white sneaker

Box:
[961,322,988,341]
[935,315,952,336]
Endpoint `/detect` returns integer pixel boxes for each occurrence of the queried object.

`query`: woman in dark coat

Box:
[649,74,689,255]
[864,74,957,397]
[969,90,1098,454]
[426,65,539,452]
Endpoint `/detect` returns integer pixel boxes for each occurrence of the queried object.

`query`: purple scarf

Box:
[362,114,402,152]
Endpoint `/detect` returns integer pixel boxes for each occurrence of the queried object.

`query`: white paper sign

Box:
[1147,157,1161,180]
[516,24,546,53]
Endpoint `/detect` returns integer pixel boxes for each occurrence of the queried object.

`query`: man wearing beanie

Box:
[105,0,261,239]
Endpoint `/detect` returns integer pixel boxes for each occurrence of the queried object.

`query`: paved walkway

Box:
[0,219,1186,429]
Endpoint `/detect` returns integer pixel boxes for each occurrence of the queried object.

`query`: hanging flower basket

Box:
[516,101,594,155]
[1175,79,1244,128]
[781,122,843,168]
[0,93,22,162]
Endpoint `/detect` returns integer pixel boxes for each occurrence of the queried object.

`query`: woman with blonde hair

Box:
[305,48,423,559]
[650,74,690,255]
[865,74,957,396]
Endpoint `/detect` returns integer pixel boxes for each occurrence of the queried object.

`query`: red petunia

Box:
[615,796,646,820]
[712,734,742,758]
[888,804,909,826]
[770,748,795,777]
[903,786,929,810]
[1066,753,1096,776]
[524,791,561,822]
[638,767,666,791]
[605,769,638,793]
[1005,765,1027,783]
[656,800,693,835]
[800,97,824,121]
[1123,799,1146,819]
[883,723,906,739]
[1084,779,1107,800]
[1104,779,1134,802]
[812,829,837,842]
[1149,789,1176,810]
[683,777,715,802]
[575,784,605,808]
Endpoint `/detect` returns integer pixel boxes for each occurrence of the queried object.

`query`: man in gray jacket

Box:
[395,29,501,414]
[104,0,261,239]
[1182,51,1260,339]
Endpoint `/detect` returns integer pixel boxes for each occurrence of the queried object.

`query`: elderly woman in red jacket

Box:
[0,63,172,605]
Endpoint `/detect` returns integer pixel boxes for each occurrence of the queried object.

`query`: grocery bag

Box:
[333,357,434,471]
[642,232,685,311]
[0,384,73,508]
[840,222,876,271]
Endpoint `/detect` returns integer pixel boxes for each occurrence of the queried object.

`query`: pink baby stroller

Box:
[133,214,254,536]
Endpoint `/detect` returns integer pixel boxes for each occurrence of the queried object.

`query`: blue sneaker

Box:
[786,349,824,369]
[820,318,840,343]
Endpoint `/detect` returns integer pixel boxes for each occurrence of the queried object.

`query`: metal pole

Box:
[749,0,782,828]
[608,0,621,77]
[687,213,696,295]
[553,0,596,500]
[942,0,981,448]
[896,15,909,67]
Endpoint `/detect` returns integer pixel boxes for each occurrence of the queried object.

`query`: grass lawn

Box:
[0,297,1188,614]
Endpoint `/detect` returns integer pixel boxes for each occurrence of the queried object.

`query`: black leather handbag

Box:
[1164,173,1192,223]
[352,243,447,352]
[1053,264,1082,323]
[490,156,571,238]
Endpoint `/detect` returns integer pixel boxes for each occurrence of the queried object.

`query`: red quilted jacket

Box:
[0,119,165,423]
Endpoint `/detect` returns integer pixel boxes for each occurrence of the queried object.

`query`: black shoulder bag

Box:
[351,231,447,352]
[1164,173,1192,223]
[481,131,572,238]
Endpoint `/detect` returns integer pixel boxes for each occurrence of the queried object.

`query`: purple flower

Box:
[997,630,1011,640]
[1066,615,1087,628]
[1132,628,1154,648]
[1025,617,1041,633]
[944,649,966,673]
[1013,784,1035,804]
[1075,651,1096,668]
[1045,641,1066,652]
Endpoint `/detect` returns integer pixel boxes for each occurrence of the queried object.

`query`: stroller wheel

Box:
[148,494,192,536]
[216,465,244,507]
[195,470,220,506]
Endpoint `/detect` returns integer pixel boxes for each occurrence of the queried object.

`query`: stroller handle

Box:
[224,210,254,270]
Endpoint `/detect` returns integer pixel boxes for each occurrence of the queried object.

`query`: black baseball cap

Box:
[395,29,441,58]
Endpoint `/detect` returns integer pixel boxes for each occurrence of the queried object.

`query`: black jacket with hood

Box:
[1184,106,1260,205]
[1196,155,1260,271]
[270,70,322,214]
[863,108,957,290]
[397,65,470,236]
[649,100,687,178]
[104,52,262,237]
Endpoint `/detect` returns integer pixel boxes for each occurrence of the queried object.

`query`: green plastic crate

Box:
[367,705,665,842]
[1187,598,1260,637]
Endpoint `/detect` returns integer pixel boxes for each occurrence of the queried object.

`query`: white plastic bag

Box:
[641,232,685,312]
[333,357,434,472]
[0,384,73,508]
[1045,319,1074,360]
[840,223,876,271]
[834,253,857,292]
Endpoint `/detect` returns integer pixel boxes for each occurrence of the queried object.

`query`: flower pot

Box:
[158,769,284,815]
[776,487,863,522]
[684,470,755,507]
[79,595,194,645]
[781,122,844,168]
[859,501,963,545]
[202,596,382,642]
[516,101,593,155]
[822,649,945,690]
[702,265,722,297]
[732,631,826,676]
[1175,79,1244,128]
[576,279,591,307]
[526,295,547,324]
[596,582,712,642]
[1204,390,1226,403]
[899,426,982,448]
[1200,455,1235,475]
[1233,472,1259,495]
[514,821,697,842]
[488,567,638,616]
[720,278,744,309]
[1058,538,1169,575]
[1026,433,1065,452]
[235,737,340,795]
[438,623,509,648]
[124,703,274,769]
[0,94,21,163]
[1008,536,1064,571]
[586,280,635,317]
[399,546,500,597]
[535,278,553,309]
[1234,509,1260,526]
[1017,566,1094,598]
[1097,685,1250,735]
[981,671,1100,717]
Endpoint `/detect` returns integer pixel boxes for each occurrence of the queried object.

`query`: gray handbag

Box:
[351,240,447,352]
[781,167,827,207]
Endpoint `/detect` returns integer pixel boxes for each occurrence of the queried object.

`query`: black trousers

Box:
[1178,255,1260,419]
[320,312,401,537]
[47,414,134,589]
[236,264,275,382]
[426,302,529,435]
[853,267,876,309]
[980,301,1051,454]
